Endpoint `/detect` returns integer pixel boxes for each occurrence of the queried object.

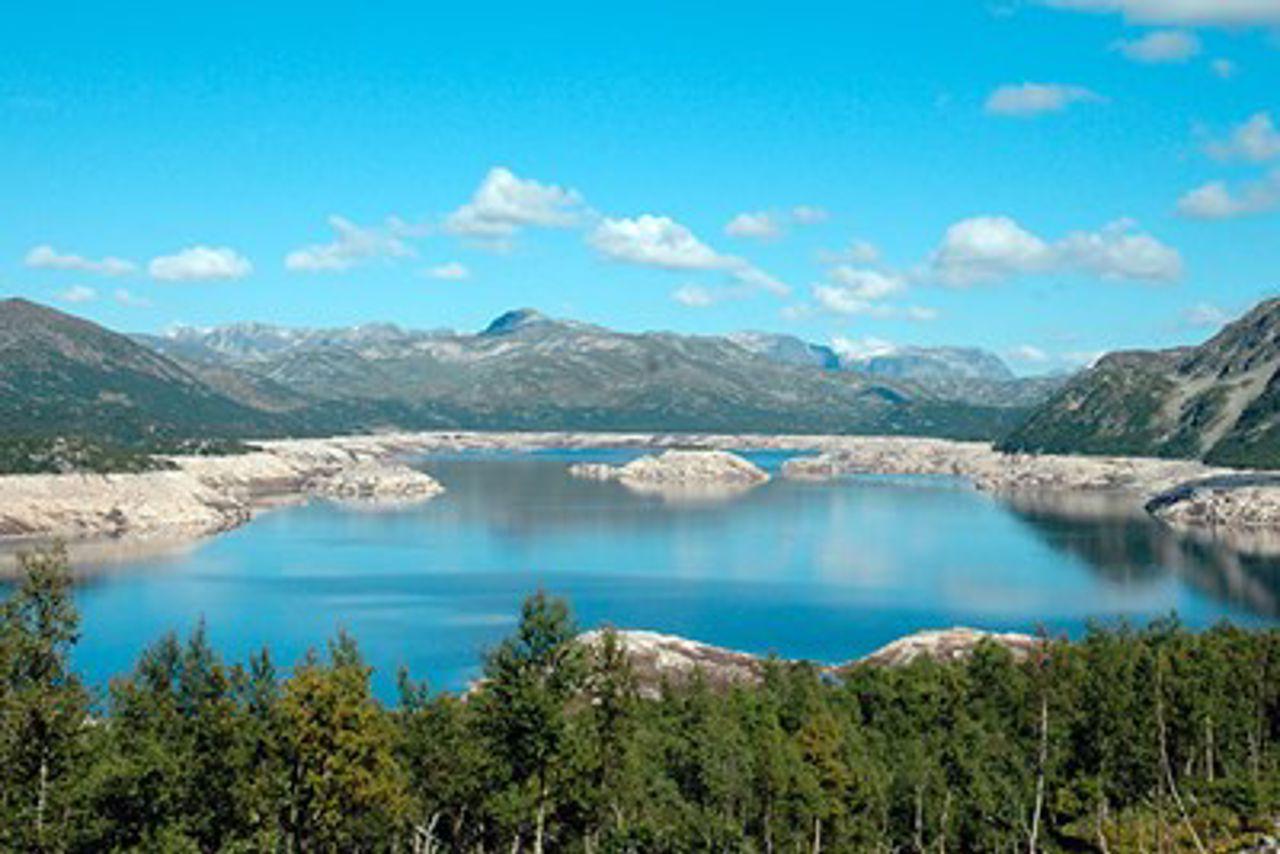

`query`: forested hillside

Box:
[2,550,1277,852]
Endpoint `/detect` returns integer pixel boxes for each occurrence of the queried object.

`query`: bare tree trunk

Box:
[1029,691,1049,854]
[35,753,48,842]
[1094,796,1110,854]
[913,784,925,853]
[1156,657,1207,854]
[533,775,547,854]
[811,816,822,854]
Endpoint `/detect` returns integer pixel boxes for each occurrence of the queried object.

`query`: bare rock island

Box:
[307,460,444,504]
[569,448,769,500]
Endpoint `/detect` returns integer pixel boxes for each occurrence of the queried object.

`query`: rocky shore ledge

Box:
[2,430,1278,561]
[577,626,1040,696]
[0,435,447,564]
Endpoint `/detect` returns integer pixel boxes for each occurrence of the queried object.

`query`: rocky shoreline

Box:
[1,430,1277,566]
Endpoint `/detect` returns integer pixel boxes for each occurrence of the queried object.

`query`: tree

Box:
[278,632,409,852]
[474,592,586,854]
[0,545,89,853]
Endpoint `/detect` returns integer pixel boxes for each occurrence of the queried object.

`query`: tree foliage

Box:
[2,549,1278,852]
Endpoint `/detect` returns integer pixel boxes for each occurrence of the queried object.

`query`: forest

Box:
[1,547,1278,853]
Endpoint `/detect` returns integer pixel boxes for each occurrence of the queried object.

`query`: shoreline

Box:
[0,430,1275,568]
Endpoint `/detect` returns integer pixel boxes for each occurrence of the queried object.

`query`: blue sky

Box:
[2,0,1278,373]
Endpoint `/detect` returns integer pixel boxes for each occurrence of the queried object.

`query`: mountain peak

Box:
[481,308,549,336]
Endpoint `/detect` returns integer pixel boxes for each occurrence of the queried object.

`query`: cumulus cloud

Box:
[790,205,830,224]
[1008,344,1050,363]
[113,288,152,307]
[426,261,470,280]
[25,245,137,277]
[285,216,416,273]
[1043,0,1280,26]
[1182,301,1230,328]
[1112,29,1201,62]
[671,285,717,307]
[56,285,97,304]
[819,239,881,265]
[149,246,252,282]
[1177,169,1280,219]
[589,214,788,295]
[1206,112,1280,162]
[811,273,934,320]
[926,215,1181,284]
[445,167,584,239]
[724,211,782,240]
[1211,59,1238,79]
[831,336,898,361]
[724,206,829,241]
[985,83,1104,117]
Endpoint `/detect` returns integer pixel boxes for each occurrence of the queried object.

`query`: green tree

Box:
[0,545,89,853]
[279,632,409,852]
[474,591,586,854]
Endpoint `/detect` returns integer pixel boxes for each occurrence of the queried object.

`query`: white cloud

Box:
[724,211,782,240]
[426,261,470,280]
[725,206,828,240]
[113,288,152,307]
[591,215,728,270]
[1211,58,1238,79]
[826,266,906,300]
[1177,169,1280,219]
[1182,301,1229,328]
[1044,0,1280,26]
[985,83,1104,117]
[790,205,830,224]
[149,246,252,282]
[445,167,584,238]
[1008,344,1050,363]
[589,214,788,295]
[1206,112,1280,162]
[1057,220,1184,280]
[819,239,881,265]
[57,285,97,304]
[927,215,1181,284]
[285,216,415,273]
[671,285,717,307]
[928,216,1053,284]
[831,336,898,361]
[1112,29,1201,62]
[25,245,137,276]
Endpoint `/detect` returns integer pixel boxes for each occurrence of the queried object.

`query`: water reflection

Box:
[999,491,1280,618]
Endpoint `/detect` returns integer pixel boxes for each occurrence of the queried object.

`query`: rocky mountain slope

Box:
[135,308,1046,438]
[1001,297,1280,468]
[0,298,282,442]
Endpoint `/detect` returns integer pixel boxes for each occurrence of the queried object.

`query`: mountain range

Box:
[0,299,1054,447]
[10,295,1280,469]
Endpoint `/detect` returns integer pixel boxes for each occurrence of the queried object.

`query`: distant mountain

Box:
[0,298,281,442]
[727,332,840,370]
[138,308,1040,439]
[844,346,1015,382]
[1001,298,1280,467]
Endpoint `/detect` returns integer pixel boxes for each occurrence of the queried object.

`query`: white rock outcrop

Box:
[307,461,444,504]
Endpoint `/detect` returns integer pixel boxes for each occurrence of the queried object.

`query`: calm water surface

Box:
[34,449,1280,696]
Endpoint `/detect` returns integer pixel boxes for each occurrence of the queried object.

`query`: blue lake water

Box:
[25,449,1280,697]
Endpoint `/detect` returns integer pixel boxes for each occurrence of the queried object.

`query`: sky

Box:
[2,0,1279,374]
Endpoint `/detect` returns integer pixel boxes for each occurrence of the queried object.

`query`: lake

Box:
[33,448,1280,697]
